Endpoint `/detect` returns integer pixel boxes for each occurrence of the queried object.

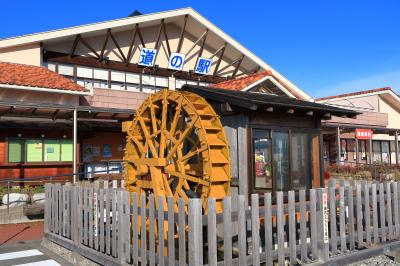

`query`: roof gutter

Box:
[0,83,92,96]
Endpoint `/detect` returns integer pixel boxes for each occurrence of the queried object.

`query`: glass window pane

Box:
[45,62,56,72]
[373,141,382,163]
[291,133,310,190]
[382,141,390,164]
[111,82,125,90]
[142,74,155,86]
[44,140,60,162]
[175,79,186,88]
[93,80,108,88]
[26,140,43,162]
[58,64,74,76]
[111,71,125,82]
[93,68,109,80]
[77,66,93,78]
[126,83,140,92]
[8,139,24,163]
[273,131,289,191]
[126,73,140,84]
[156,76,168,88]
[252,129,272,190]
[61,140,73,162]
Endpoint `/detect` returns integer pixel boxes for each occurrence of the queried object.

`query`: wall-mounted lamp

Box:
[103,56,109,64]
[62,134,67,139]
[41,134,45,138]
[17,133,22,138]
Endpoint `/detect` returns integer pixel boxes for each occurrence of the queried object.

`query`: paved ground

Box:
[0,221,44,245]
[0,240,73,266]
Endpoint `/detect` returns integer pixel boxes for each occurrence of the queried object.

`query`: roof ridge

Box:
[316,87,393,101]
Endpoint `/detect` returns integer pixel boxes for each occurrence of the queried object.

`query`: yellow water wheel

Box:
[123,89,230,212]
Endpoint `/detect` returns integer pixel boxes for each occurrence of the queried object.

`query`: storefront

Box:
[181,85,357,196]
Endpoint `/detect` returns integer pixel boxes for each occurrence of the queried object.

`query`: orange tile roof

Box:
[0,61,88,93]
[211,70,303,99]
[316,87,393,101]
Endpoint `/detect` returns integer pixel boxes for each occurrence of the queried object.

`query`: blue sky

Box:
[1,0,400,97]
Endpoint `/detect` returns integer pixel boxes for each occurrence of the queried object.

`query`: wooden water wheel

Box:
[122,89,230,212]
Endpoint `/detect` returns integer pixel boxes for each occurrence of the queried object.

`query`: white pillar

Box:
[73,108,77,183]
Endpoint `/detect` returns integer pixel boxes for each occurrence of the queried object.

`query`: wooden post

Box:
[336,127,341,165]
[251,194,260,266]
[188,198,202,266]
[395,131,399,165]
[317,188,329,262]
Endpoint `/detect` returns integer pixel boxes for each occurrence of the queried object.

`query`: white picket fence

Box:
[44,180,400,265]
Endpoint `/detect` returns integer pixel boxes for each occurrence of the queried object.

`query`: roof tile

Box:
[212,70,303,99]
[0,61,88,93]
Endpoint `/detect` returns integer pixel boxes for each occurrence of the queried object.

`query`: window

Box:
[359,140,367,160]
[252,129,313,192]
[58,64,74,76]
[273,131,289,191]
[7,139,73,163]
[372,140,391,164]
[8,139,24,163]
[252,130,272,190]
[291,132,310,190]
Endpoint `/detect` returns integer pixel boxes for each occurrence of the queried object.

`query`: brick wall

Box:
[82,88,149,110]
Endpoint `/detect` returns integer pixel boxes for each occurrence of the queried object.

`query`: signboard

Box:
[195,57,212,75]
[355,129,373,140]
[93,192,98,237]
[322,192,329,244]
[138,48,157,67]
[168,52,185,71]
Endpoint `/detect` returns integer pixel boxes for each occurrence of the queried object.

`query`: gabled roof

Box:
[181,85,358,118]
[212,70,303,99]
[0,62,89,94]
[0,7,312,101]
[316,87,394,101]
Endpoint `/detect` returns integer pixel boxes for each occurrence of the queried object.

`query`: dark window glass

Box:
[252,129,272,190]
[273,131,289,191]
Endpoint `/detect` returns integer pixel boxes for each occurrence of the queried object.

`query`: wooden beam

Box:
[162,20,171,57]
[52,109,60,120]
[231,55,244,79]
[185,30,208,57]
[215,56,242,76]
[126,25,138,64]
[177,15,188,53]
[110,31,127,63]
[234,66,260,79]
[79,36,100,59]
[153,21,163,50]
[99,29,111,61]
[137,25,146,48]
[70,35,80,58]
[195,29,208,65]
[212,43,227,77]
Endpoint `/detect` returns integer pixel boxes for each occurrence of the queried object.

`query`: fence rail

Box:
[44,180,400,265]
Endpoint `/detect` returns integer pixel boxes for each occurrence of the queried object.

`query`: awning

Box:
[0,100,135,130]
[180,85,359,118]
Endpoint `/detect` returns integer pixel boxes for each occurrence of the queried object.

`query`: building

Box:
[316,87,400,171]
[0,7,355,194]
[180,85,355,195]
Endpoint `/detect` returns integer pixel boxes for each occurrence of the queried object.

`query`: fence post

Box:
[188,198,202,266]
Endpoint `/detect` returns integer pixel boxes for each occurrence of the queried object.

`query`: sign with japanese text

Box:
[355,129,373,140]
[322,192,329,244]
[168,52,185,71]
[195,57,212,75]
[138,48,157,67]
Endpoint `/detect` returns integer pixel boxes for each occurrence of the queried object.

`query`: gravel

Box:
[349,255,400,266]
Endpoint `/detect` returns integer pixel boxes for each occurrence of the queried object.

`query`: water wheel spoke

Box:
[159,91,169,158]
[127,132,145,153]
[164,169,209,187]
[137,113,158,158]
[165,117,198,162]
[148,96,158,135]
[180,144,206,163]
[169,96,183,137]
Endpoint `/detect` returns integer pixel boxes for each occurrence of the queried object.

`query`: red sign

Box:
[355,129,373,140]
